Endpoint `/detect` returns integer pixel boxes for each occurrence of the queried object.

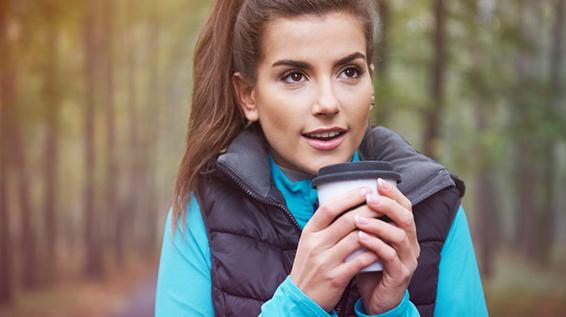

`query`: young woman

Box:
[155,1,488,316]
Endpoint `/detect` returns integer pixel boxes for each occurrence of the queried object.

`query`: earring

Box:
[370,95,375,109]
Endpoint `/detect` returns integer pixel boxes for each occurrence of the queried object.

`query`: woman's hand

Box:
[290,186,383,312]
[355,179,420,315]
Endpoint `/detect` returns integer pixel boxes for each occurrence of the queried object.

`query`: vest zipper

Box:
[217,162,349,316]
[335,278,353,317]
[216,162,302,233]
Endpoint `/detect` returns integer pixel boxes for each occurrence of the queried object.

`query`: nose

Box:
[312,79,340,116]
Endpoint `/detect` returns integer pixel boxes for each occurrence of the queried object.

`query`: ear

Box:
[369,63,375,77]
[233,72,259,122]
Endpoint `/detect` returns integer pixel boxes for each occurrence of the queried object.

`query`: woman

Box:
[155,0,488,316]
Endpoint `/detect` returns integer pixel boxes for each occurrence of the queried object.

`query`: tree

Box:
[512,0,541,260]
[374,0,391,125]
[83,1,104,278]
[537,0,564,265]
[101,0,119,261]
[42,0,61,283]
[423,0,447,159]
[140,6,162,256]
[11,12,39,288]
[0,0,14,304]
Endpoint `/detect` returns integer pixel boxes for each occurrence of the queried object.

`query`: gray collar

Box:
[216,126,456,205]
[359,126,456,205]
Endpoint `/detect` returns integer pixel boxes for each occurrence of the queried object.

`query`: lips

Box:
[302,127,347,151]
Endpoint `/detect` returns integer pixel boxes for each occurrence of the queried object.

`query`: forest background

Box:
[0,0,565,316]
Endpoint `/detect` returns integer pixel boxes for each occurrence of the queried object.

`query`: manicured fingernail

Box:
[360,187,371,196]
[358,231,369,241]
[366,193,381,206]
[378,178,390,191]
[355,215,369,225]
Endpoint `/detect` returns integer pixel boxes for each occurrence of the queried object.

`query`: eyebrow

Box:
[271,52,366,69]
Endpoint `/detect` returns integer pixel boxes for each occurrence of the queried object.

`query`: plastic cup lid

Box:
[312,161,401,187]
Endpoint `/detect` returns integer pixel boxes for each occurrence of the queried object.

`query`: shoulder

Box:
[360,125,465,205]
[412,186,461,243]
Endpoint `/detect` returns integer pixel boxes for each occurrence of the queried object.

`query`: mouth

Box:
[302,127,347,151]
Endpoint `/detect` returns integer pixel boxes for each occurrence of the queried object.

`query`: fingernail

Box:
[366,193,381,206]
[378,178,390,191]
[360,187,371,196]
[358,231,369,241]
[355,215,369,225]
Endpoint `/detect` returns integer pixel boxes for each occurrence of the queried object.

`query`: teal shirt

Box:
[155,156,488,316]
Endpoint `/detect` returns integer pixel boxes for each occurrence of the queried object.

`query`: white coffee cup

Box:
[312,161,401,272]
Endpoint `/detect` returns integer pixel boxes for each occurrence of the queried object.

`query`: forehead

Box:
[260,12,367,65]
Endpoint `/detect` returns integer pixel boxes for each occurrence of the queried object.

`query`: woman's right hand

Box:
[289,186,382,312]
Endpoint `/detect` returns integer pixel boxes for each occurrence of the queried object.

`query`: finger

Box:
[377,178,412,212]
[366,194,416,239]
[323,230,364,265]
[331,250,379,283]
[354,216,415,261]
[357,232,404,276]
[321,204,382,245]
[305,186,372,233]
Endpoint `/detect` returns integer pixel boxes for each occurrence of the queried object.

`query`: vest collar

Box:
[359,126,456,205]
[216,125,456,206]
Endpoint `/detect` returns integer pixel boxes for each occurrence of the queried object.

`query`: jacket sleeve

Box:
[354,290,420,317]
[260,277,340,317]
[155,196,214,317]
[154,194,340,317]
[434,206,489,316]
[353,206,488,317]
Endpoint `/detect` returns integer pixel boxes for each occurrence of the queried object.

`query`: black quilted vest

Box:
[198,126,465,317]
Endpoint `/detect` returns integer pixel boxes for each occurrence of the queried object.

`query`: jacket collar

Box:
[216,125,457,206]
[359,126,457,205]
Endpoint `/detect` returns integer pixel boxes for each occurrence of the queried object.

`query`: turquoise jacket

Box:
[155,156,488,316]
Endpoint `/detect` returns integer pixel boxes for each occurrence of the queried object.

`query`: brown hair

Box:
[172,0,377,231]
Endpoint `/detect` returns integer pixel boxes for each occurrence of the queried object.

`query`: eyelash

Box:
[340,65,365,79]
[281,65,365,83]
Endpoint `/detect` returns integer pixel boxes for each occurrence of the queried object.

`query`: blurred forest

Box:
[0,0,565,316]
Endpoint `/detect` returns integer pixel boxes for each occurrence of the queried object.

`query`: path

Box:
[112,274,156,317]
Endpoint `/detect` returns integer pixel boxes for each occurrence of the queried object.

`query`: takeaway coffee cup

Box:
[312,161,401,272]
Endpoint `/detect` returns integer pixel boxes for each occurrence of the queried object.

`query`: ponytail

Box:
[172,0,246,231]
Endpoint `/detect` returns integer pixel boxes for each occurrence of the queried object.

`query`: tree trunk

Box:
[83,2,104,278]
[8,26,40,289]
[118,0,140,265]
[512,1,539,260]
[465,2,500,278]
[474,106,500,279]
[102,0,119,263]
[0,0,14,304]
[537,0,564,265]
[15,115,38,290]
[139,8,161,256]
[423,0,447,159]
[374,0,391,125]
[43,1,60,284]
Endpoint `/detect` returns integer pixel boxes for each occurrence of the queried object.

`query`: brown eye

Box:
[291,72,303,81]
[343,67,360,78]
[282,71,306,83]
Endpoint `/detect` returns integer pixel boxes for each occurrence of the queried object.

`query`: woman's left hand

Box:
[354,178,420,315]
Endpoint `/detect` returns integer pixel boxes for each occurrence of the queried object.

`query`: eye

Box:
[282,71,307,83]
[339,66,363,79]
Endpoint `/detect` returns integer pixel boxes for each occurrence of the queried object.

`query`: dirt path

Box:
[111,274,156,317]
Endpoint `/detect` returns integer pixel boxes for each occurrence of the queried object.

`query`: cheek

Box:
[341,88,372,119]
[256,86,308,128]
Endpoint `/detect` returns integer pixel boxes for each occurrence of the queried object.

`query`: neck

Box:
[278,165,314,182]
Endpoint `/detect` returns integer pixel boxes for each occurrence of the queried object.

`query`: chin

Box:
[306,153,353,174]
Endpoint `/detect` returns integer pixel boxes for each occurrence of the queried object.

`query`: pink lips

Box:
[302,127,347,151]
[304,133,345,150]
